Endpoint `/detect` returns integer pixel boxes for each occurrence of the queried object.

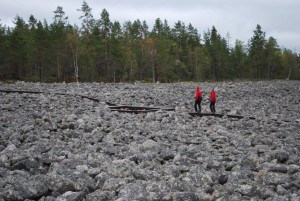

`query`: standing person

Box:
[210,88,216,113]
[194,86,202,113]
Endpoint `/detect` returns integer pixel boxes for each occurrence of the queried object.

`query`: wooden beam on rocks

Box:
[108,105,175,112]
[110,109,159,113]
[0,89,43,94]
[79,95,101,102]
[227,114,256,120]
[227,114,244,119]
[109,105,160,110]
[189,113,224,118]
[189,112,255,120]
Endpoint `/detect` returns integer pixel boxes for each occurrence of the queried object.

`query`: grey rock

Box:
[118,182,148,201]
[272,150,290,163]
[56,191,85,201]
[85,189,116,201]
[106,159,134,178]
[2,175,49,200]
[0,145,6,152]
[0,81,299,200]
[259,172,291,186]
[259,162,288,173]
[45,173,76,193]
[11,158,41,173]
[157,192,205,201]
[218,174,229,185]
[276,185,290,195]
[102,177,125,191]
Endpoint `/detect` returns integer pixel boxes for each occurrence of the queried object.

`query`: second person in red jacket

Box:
[209,88,216,113]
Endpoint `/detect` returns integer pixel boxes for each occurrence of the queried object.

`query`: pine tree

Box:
[265,37,281,79]
[230,40,247,79]
[9,16,29,79]
[248,24,266,80]
[110,21,123,82]
[51,6,69,81]
[0,20,9,79]
[98,9,112,79]
[204,26,228,80]
[77,1,96,81]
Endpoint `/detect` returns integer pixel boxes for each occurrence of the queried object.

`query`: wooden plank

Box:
[109,105,160,110]
[109,105,174,111]
[110,109,159,113]
[79,95,100,102]
[226,114,255,119]
[189,112,255,120]
[0,89,43,94]
[161,108,175,111]
[189,113,224,118]
[105,102,117,106]
[227,114,244,119]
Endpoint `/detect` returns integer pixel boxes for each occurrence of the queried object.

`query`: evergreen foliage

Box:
[0,3,299,82]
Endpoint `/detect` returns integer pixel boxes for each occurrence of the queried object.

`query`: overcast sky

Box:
[1,0,299,53]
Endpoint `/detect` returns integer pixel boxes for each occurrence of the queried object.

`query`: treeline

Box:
[0,1,299,82]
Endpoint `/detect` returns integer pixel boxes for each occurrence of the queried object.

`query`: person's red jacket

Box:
[210,89,216,102]
[195,86,202,100]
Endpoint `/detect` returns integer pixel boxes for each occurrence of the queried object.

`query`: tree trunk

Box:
[287,66,292,80]
[57,52,61,82]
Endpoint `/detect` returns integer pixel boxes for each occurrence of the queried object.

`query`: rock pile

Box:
[0,80,299,201]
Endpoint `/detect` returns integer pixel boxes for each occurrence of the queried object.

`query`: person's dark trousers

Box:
[210,101,215,113]
[194,100,201,113]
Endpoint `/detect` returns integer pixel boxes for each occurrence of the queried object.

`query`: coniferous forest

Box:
[0,1,299,83]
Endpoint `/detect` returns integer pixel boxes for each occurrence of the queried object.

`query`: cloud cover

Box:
[1,0,299,52]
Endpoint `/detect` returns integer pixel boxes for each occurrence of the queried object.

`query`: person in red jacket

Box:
[209,88,216,113]
[194,86,202,113]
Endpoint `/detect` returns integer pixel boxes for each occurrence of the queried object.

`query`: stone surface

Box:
[0,80,299,200]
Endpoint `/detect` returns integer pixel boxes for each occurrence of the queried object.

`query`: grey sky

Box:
[1,0,299,53]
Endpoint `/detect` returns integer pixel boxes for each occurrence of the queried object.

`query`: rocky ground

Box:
[0,80,299,201]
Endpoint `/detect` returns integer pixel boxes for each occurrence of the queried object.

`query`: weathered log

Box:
[227,114,244,119]
[227,114,255,119]
[189,113,224,118]
[105,102,117,106]
[109,105,160,110]
[0,89,43,94]
[109,105,174,111]
[110,109,159,113]
[79,95,100,102]
[189,112,255,120]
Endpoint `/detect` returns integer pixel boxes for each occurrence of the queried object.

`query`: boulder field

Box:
[0,80,299,201]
